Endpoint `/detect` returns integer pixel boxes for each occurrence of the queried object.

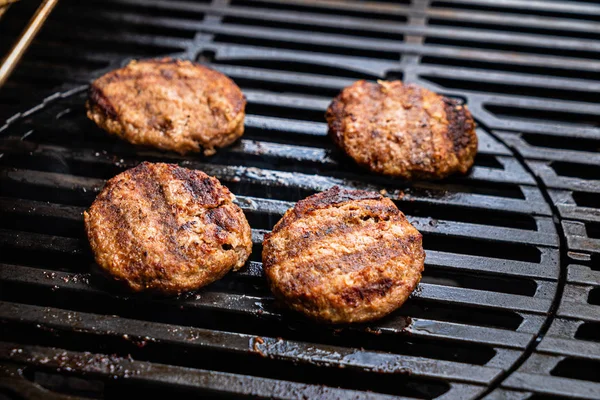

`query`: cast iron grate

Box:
[0,0,598,399]
[500,251,600,399]
[0,83,558,399]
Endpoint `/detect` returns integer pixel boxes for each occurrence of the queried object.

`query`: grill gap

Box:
[83,0,208,20]
[213,34,401,61]
[423,234,541,262]
[573,192,600,210]
[420,75,600,104]
[205,59,380,79]
[21,53,110,71]
[586,254,600,272]
[4,76,65,90]
[483,104,600,128]
[473,154,504,169]
[401,301,523,330]
[551,358,600,383]
[421,56,600,81]
[397,202,538,231]
[575,322,600,342]
[588,287,600,305]
[0,247,90,273]
[222,16,406,41]
[422,270,537,296]
[521,133,600,153]
[39,37,187,57]
[245,103,326,122]
[222,73,343,98]
[40,9,201,40]
[242,125,331,148]
[62,19,198,40]
[427,17,600,41]
[0,180,97,207]
[551,161,600,180]
[389,182,524,200]
[584,222,600,241]
[0,212,84,242]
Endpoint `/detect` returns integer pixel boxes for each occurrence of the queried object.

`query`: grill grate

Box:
[1,0,599,399]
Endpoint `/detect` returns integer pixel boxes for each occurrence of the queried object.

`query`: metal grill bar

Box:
[0,133,539,186]
[0,257,552,314]
[0,302,503,384]
[0,263,533,349]
[0,342,418,400]
[503,371,600,399]
[537,337,600,361]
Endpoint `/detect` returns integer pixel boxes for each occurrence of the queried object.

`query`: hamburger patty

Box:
[262,186,425,323]
[326,80,478,179]
[86,58,246,156]
[84,162,252,294]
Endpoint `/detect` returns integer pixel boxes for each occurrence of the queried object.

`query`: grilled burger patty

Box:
[326,80,478,180]
[84,162,252,294]
[262,186,425,323]
[86,58,246,156]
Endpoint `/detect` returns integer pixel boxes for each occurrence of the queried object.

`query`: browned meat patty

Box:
[84,162,252,295]
[86,58,246,156]
[262,186,425,323]
[326,80,478,180]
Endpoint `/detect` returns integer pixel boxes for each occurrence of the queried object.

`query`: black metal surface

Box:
[500,265,600,399]
[0,0,598,399]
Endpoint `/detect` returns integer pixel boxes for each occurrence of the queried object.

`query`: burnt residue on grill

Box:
[6,346,141,379]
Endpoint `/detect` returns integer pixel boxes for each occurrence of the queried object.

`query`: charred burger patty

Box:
[326,80,477,180]
[84,162,252,294]
[86,58,246,156]
[262,186,425,323]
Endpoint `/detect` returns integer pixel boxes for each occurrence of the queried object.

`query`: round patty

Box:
[84,162,252,294]
[262,186,425,323]
[86,58,246,156]
[326,80,478,180]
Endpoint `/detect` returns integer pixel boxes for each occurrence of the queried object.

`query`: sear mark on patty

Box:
[89,85,118,120]
[341,278,395,307]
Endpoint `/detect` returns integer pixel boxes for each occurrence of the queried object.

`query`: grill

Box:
[0,0,598,399]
